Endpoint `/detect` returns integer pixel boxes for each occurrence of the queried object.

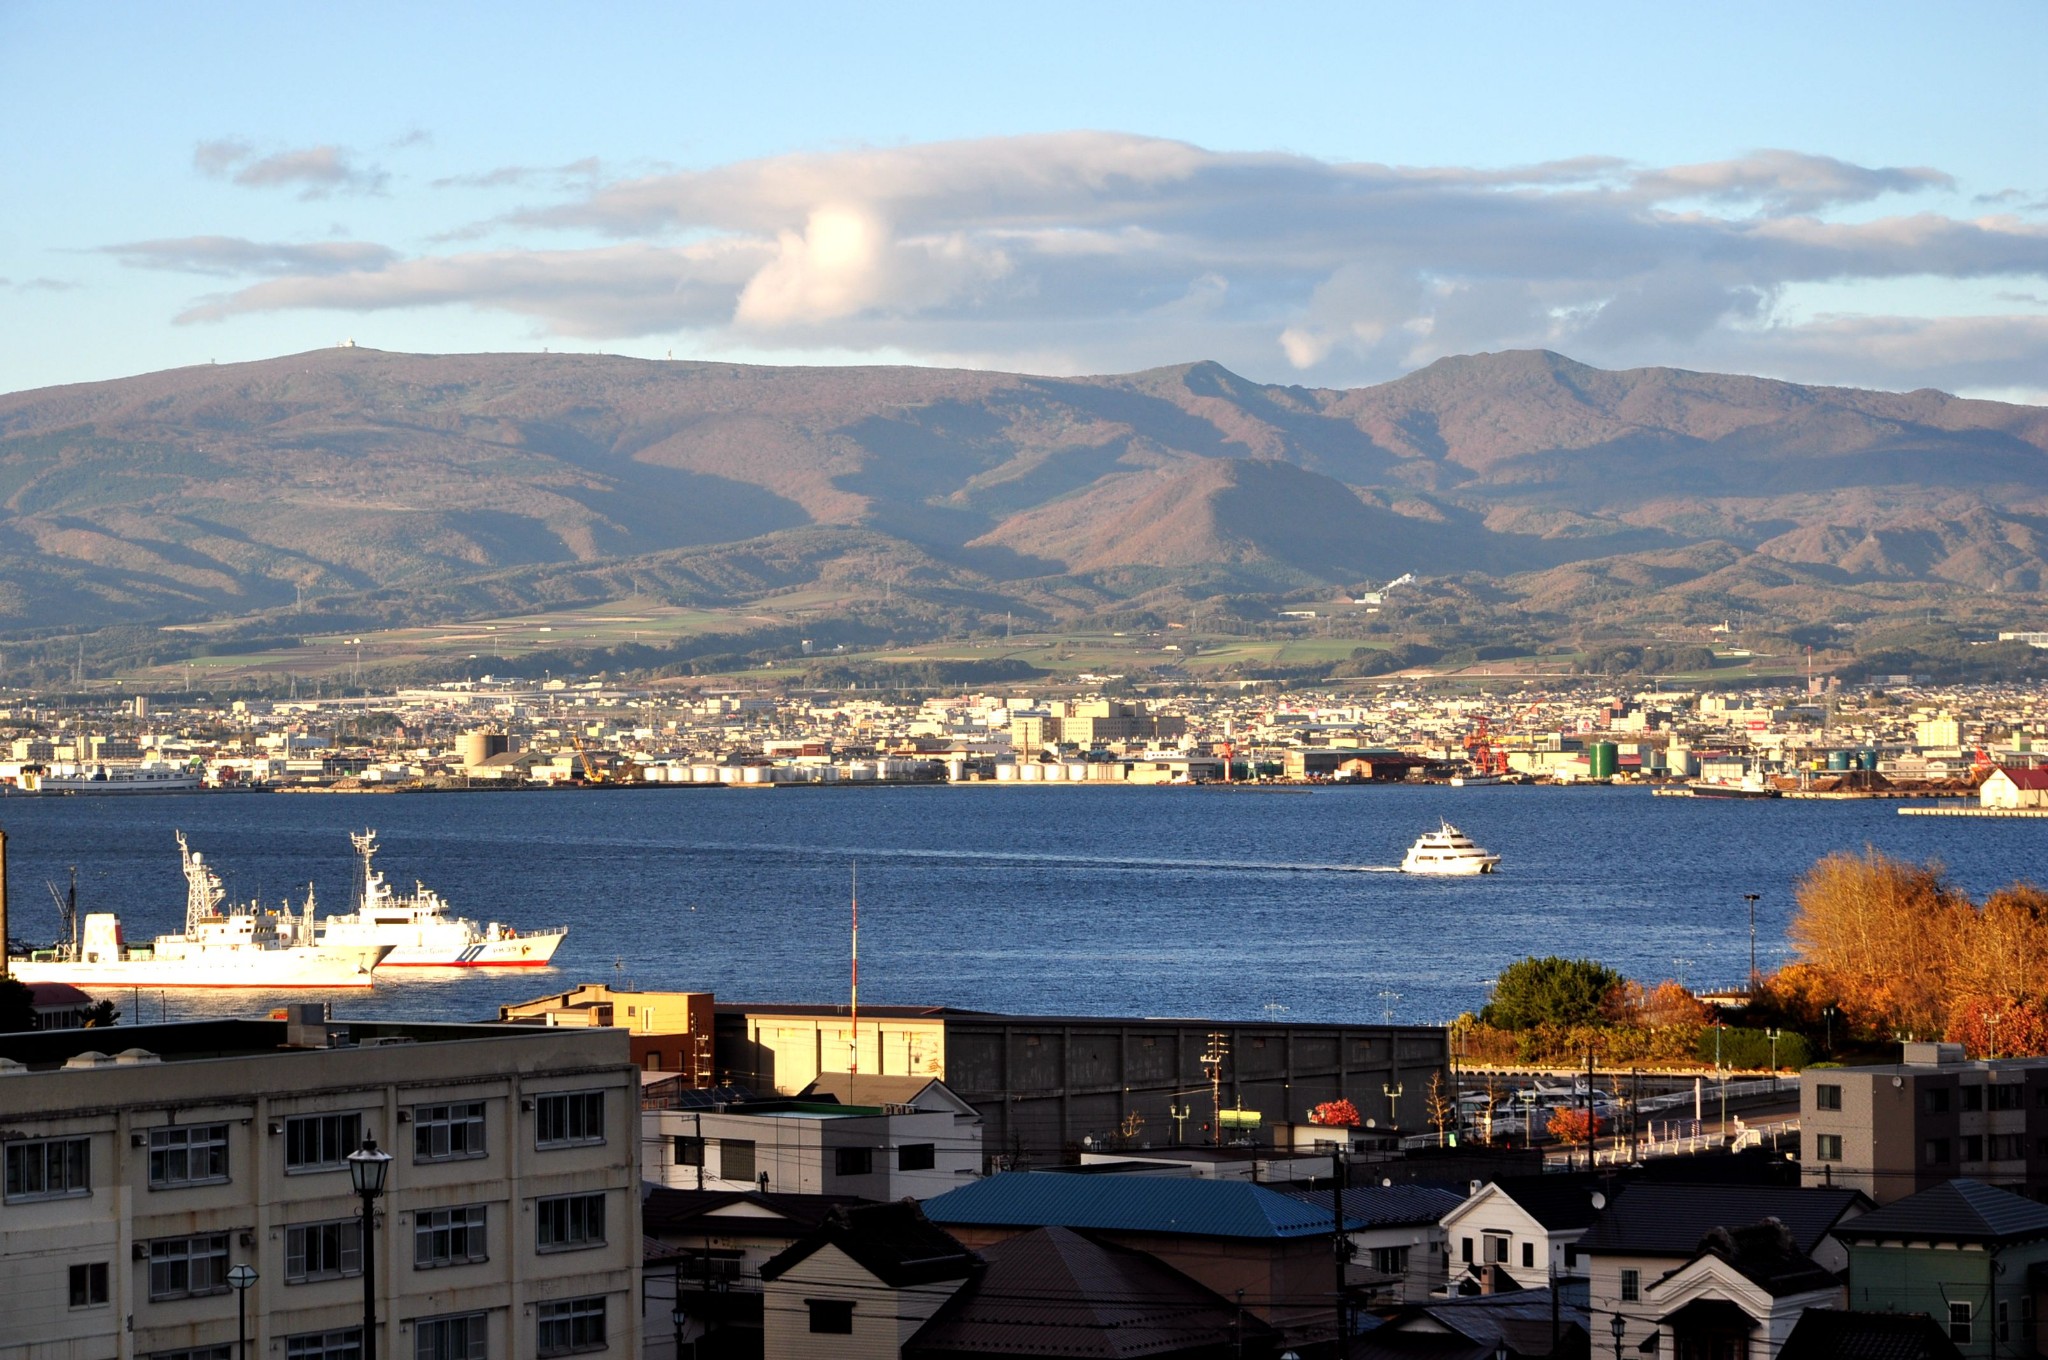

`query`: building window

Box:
[1925,1139,1951,1164]
[2023,1296,2035,1342]
[537,1296,608,1356]
[1814,1084,1842,1110]
[1486,1234,1509,1263]
[414,1312,488,1360]
[414,1205,488,1268]
[835,1146,873,1176]
[807,1299,855,1334]
[1964,1135,1986,1162]
[285,1330,362,1360]
[535,1091,604,1147]
[1950,1302,1973,1344]
[153,1349,233,1360]
[413,1102,486,1162]
[536,1192,605,1251]
[1923,1088,1951,1114]
[69,1261,109,1307]
[1372,1246,1410,1275]
[286,1219,362,1283]
[1991,1133,2027,1160]
[4,1136,90,1201]
[1621,1268,1640,1302]
[1963,1087,1984,1112]
[1461,1237,1473,1264]
[898,1142,936,1171]
[1813,1134,1843,1161]
[149,1233,230,1301]
[1991,1085,2024,1110]
[720,1139,756,1182]
[149,1124,229,1188]
[674,1135,705,1167]
[1521,1241,1534,1269]
[284,1113,361,1173]
[1999,1300,2011,1343]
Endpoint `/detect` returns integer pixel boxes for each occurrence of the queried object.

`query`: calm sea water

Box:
[2,785,2043,1027]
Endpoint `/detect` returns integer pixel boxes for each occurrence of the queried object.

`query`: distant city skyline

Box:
[4,1,2046,399]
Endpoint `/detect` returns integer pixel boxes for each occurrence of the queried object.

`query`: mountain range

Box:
[2,345,2045,635]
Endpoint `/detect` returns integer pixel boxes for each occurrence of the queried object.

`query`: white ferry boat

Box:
[27,762,203,794]
[310,830,567,967]
[7,834,386,989]
[1398,821,1502,875]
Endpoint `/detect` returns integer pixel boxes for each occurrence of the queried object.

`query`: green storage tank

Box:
[1589,742,1619,779]
[1828,750,1853,771]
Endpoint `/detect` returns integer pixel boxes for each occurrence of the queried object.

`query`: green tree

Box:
[1481,956,1623,1031]
[0,976,35,1033]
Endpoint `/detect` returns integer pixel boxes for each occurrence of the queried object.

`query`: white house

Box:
[1639,1222,1845,1358]
[1981,765,2048,809]
[1439,1174,1608,1291]
[644,1088,980,1200]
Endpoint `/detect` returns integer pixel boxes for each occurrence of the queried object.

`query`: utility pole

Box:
[1332,1146,1349,1359]
[1200,1033,1229,1146]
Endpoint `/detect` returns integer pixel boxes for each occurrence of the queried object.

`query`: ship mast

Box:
[177,831,225,931]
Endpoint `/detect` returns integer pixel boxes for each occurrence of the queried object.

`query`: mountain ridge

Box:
[0,345,2043,633]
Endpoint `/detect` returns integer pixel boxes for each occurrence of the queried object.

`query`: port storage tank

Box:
[458,730,509,767]
[1860,749,1880,770]
[1828,750,1853,771]
[1588,742,1619,779]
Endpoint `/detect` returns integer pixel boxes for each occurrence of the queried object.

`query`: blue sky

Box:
[5,1,2046,397]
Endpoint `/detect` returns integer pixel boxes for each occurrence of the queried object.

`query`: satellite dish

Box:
[1892,1076,1905,1088]
[1469,1179,1484,1196]
[1383,1177,1394,1187]
[1590,1191,1607,1210]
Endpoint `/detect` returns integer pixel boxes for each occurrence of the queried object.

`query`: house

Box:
[1636,1220,1846,1359]
[924,1170,1366,1350]
[1981,765,2048,809]
[21,980,104,1029]
[904,1226,1283,1360]
[1574,1183,1870,1354]
[1275,1182,1465,1303]
[0,1014,642,1360]
[1834,1178,2048,1358]
[641,1185,873,1360]
[1440,1175,1610,1293]
[758,1201,981,1359]
[643,1092,981,1199]
[1778,1308,1966,1360]
[1801,1041,2048,1203]
[499,982,715,1081]
[1351,1291,1590,1360]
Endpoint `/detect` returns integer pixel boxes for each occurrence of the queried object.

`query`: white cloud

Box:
[131,131,2048,394]
[193,139,389,197]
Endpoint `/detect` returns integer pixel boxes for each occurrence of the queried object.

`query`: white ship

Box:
[310,830,567,968]
[7,834,386,989]
[1398,820,1502,875]
[27,762,203,794]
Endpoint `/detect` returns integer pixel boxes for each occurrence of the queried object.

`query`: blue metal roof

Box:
[924,1171,1364,1239]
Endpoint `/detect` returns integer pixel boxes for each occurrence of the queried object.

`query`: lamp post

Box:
[227,1263,257,1360]
[1743,893,1761,992]
[346,1138,393,1360]
[671,1296,688,1360]
[1610,1310,1626,1360]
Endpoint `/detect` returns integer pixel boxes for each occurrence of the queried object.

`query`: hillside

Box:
[1,346,2045,634]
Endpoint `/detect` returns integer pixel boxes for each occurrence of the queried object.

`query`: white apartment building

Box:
[643,1093,980,1201]
[0,1013,641,1360]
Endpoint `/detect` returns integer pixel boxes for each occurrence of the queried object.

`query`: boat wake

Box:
[684,840,1401,877]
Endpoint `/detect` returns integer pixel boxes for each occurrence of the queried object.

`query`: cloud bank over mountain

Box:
[120,132,2048,393]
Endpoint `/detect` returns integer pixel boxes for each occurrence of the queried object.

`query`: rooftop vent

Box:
[114,1049,161,1066]
[62,1051,112,1070]
[0,1057,26,1077]
[1902,1041,1969,1067]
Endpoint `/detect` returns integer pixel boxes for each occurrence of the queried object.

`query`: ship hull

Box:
[377,932,567,967]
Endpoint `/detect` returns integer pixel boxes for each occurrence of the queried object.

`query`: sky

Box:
[4,1,2047,400]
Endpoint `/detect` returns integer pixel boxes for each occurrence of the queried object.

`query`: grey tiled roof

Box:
[1833,1178,2048,1245]
[1575,1184,1870,1256]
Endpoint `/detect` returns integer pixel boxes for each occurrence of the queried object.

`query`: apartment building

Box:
[643,1093,981,1200]
[1800,1041,2048,1203]
[0,1013,641,1360]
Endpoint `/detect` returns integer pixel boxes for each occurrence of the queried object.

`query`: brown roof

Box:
[905,1227,1276,1359]
[643,1186,873,1239]
[761,1201,980,1289]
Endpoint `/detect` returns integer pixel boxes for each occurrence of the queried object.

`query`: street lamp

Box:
[1610,1311,1626,1360]
[346,1138,393,1360]
[671,1295,688,1360]
[1743,893,1761,992]
[228,1263,257,1360]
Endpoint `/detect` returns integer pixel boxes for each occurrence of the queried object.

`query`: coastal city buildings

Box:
[0,1013,642,1360]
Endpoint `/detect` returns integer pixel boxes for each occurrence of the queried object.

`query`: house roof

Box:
[1354,1291,1587,1360]
[924,1171,1368,1239]
[1778,1309,1964,1360]
[643,1186,874,1238]
[800,1072,972,1112]
[1832,1178,2048,1245]
[1576,1185,1869,1258]
[1277,1183,1466,1228]
[1657,1221,1842,1299]
[1993,766,2048,790]
[1456,1174,1610,1231]
[904,1226,1279,1359]
[760,1201,981,1288]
